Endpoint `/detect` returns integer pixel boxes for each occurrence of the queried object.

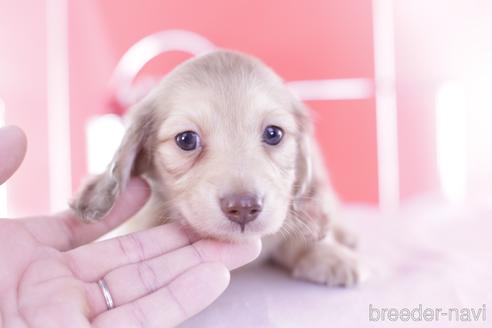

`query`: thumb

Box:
[0,126,27,184]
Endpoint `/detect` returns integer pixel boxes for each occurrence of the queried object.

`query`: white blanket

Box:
[183,201,492,327]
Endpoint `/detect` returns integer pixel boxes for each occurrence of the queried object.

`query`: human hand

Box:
[0,126,261,327]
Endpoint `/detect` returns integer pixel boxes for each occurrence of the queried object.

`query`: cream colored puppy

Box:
[72,50,361,287]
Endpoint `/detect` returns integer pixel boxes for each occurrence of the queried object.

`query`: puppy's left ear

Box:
[70,98,157,222]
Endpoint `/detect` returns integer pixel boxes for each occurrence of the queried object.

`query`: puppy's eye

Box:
[175,131,200,151]
[262,125,284,145]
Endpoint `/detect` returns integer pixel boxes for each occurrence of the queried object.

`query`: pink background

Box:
[1,0,491,216]
[68,0,378,206]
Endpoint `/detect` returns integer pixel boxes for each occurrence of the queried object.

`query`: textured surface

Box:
[183,201,492,327]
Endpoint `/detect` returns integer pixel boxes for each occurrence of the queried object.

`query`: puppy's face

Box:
[155,74,299,241]
[72,51,311,241]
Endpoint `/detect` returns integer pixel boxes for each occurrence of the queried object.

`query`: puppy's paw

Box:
[292,243,361,287]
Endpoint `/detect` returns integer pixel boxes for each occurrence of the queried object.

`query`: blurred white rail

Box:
[287,79,373,100]
[47,0,72,212]
[372,0,400,212]
[436,82,468,203]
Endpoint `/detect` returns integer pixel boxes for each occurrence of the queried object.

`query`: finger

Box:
[67,220,261,281]
[0,126,27,185]
[21,177,150,250]
[66,222,193,281]
[84,238,261,316]
[92,262,229,328]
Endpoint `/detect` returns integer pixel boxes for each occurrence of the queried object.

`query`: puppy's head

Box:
[72,51,313,241]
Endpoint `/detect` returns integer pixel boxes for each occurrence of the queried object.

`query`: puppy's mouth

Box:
[175,192,286,241]
[178,209,279,242]
[189,217,271,242]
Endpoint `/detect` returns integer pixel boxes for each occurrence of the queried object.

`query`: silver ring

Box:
[97,279,115,310]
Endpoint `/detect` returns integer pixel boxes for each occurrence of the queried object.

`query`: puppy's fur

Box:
[72,51,361,286]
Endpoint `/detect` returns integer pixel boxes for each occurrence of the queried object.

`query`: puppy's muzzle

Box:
[220,193,262,232]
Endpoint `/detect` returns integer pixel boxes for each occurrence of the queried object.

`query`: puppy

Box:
[71,50,361,287]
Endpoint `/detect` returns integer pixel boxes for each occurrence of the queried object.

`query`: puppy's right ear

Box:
[70,99,157,222]
[291,99,314,198]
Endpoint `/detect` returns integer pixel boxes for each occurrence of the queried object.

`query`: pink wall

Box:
[68,0,379,204]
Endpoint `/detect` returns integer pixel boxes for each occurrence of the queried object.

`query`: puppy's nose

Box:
[220,194,262,232]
